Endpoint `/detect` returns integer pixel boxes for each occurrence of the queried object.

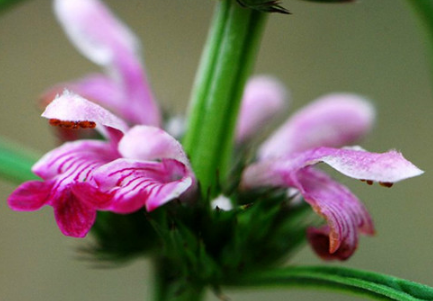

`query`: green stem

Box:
[183,0,267,198]
[152,258,205,301]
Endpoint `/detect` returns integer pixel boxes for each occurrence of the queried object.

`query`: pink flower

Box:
[42,0,160,127]
[235,76,289,142]
[9,0,194,238]
[8,92,194,237]
[240,92,423,260]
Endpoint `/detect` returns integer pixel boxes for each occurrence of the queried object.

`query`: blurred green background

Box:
[0,0,432,300]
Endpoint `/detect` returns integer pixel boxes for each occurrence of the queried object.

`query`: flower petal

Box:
[15,140,118,237]
[210,195,233,211]
[89,159,193,213]
[236,76,288,142]
[118,126,190,167]
[242,147,423,189]
[310,147,424,184]
[293,168,374,260]
[40,74,120,111]
[53,0,161,126]
[307,226,355,261]
[53,0,138,66]
[42,91,129,139]
[8,181,53,211]
[53,189,96,238]
[32,139,118,181]
[259,94,375,159]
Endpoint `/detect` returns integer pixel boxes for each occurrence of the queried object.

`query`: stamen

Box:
[49,119,96,130]
[379,182,393,188]
[360,179,373,185]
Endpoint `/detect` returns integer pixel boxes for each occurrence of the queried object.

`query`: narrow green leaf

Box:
[0,0,27,14]
[406,0,433,70]
[0,138,39,184]
[236,0,290,14]
[229,266,433,301]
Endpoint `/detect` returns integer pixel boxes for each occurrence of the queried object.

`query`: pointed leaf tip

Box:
[236,0,291,14]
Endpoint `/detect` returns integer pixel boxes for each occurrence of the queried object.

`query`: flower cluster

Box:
[8,0,422,263]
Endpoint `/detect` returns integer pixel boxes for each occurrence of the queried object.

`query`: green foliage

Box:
[87,210,159,263]
[231,266,433,301]
[0,138,38,184]
[299,0,355,3]
[87,186,313,288]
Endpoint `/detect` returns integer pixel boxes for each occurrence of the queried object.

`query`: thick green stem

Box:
[183,0,267,198]
[152,258,205,301]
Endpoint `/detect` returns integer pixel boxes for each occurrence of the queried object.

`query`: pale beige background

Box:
[0,0,432,300]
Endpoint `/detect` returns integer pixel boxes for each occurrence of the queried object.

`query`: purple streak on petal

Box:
[236,76,288,142]
[119,126,190,167]
[54,0,161,126]
[9,140,118,237]
[259,94,375,159]
[53,189,97,238]
[90,159,192,213]
[42,91,129,139]
[293,168,374,259]
[8,181,53,211]
[72,182,114,209]
[32,140,118,181]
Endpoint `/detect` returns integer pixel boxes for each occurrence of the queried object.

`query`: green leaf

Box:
[229,266,433,301]
[0,0,27,14]
[0,137,38,184]
[406,1,433,59]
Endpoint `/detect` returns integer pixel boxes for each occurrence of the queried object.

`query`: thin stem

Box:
[183,0,267,198]
[406,0,433,71]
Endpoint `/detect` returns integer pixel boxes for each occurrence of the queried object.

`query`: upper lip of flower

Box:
[48,0,161,127]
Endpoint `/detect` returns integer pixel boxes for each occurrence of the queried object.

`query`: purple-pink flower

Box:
[240,92,423,260]
[9,0,196,238]
[8,92,195,237]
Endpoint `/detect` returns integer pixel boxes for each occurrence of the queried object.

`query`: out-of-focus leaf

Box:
[0,137,38,183]
[0,0,27,14]
[230,266,433,301]
[299,0,355,3]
